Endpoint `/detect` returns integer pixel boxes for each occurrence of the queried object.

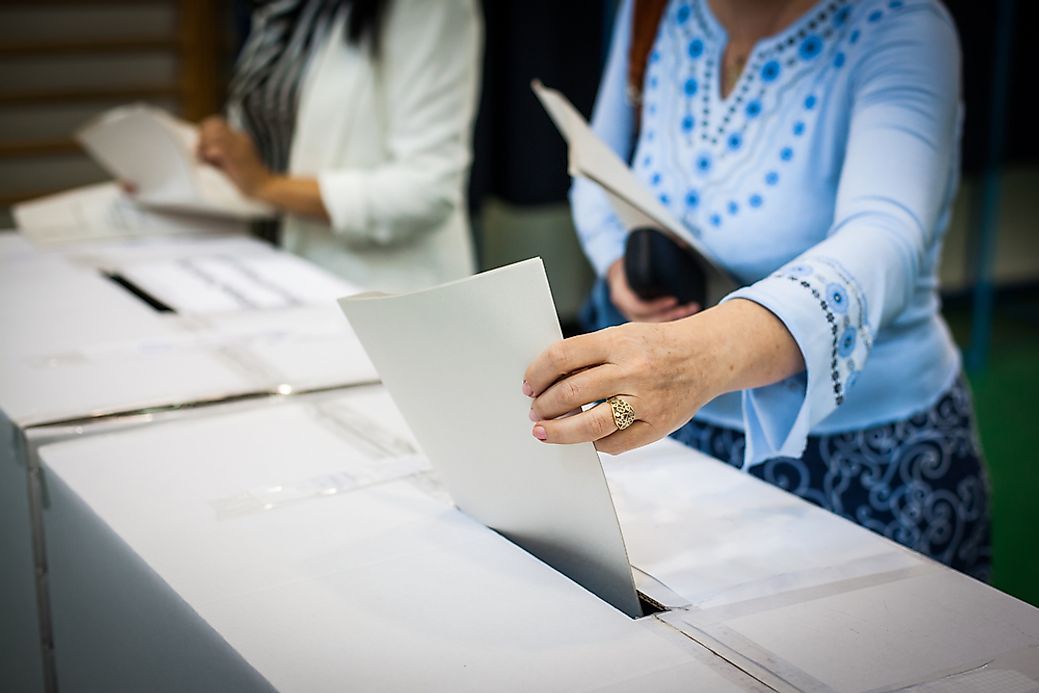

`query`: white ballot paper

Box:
[532,80,737,306]
[76,104,272,220]
[13,182,247,244]
[339,258,643,617]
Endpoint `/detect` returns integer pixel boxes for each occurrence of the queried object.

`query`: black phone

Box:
[623,227,707,306]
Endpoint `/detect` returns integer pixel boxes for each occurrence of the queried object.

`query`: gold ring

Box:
[607,396,636,431]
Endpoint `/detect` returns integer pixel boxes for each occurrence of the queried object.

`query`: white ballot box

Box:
[38,388,764,693]
[604,439,1039,693]
[0,238,376,692]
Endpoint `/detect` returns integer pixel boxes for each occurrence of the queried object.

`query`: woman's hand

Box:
[606,258,700,322]
[197,116,272,197]
[523,299,805,454]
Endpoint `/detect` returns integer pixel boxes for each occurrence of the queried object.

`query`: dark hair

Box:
[342,0,389,55]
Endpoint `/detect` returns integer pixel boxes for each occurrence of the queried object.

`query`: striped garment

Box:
[228,0,337,172]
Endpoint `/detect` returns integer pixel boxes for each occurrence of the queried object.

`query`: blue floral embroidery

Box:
[788,264,813,278]
[838,326,857,356]
[761,60,781,82]
[774,256,873,406]
[827,283,849,313]
[799,35,823,60]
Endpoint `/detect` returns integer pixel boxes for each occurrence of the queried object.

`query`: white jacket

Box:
[282,0,481,292]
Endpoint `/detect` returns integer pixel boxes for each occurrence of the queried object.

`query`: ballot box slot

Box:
[637,592,667,617]
[103,272,176,313]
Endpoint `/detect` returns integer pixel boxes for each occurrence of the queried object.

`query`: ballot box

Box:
[37,386,765,693]
[604,439,1039,693]
[37,387,1039,692]
[0,238,376,692]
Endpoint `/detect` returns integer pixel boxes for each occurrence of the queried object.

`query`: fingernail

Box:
[529,408,538,422]
[532,425,547,441]
[522,381,534,397]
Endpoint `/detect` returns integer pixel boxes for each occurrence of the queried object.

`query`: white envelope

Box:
[339,258,643,617]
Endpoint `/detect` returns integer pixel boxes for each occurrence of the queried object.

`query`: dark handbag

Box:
[623,226,707,306]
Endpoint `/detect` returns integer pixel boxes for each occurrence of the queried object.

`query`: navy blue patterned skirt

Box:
[671,376,992,581]
[580,278,992,581]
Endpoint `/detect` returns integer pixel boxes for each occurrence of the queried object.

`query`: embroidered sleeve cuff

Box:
[724,258,873,467]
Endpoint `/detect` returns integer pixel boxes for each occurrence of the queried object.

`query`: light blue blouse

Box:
[572,0,964,467]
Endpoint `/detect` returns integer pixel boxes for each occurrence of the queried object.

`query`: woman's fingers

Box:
[657,302,701,322]
[529,363,622,420]
[594,420,658,455]
[621,293,677,319]
[532,399,625,444]
[523,330,613,397]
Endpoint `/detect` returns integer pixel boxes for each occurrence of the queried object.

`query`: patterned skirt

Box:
[671,376,992,581]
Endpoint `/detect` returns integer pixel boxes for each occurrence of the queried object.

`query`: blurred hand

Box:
[197,116,272,197]
[606,258,700,322]
[523,319,718,455]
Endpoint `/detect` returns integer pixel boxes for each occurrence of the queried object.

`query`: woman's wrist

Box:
[249,171,281,202]
[670,298,805,401]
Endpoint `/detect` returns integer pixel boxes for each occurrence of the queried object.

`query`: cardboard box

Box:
[39,387,765,692]
[38,389,1039,691]
[0,237,375,691]
[603,439,1039,692]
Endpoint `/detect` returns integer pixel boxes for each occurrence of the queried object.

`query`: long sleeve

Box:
[318,0,481,245]
[570,0,636,277]
[725,6,961,466]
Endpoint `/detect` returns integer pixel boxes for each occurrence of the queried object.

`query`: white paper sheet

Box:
[532,81,737,305]
[13,183,247,244]
[76,105,272,220]
[338,258,642,617]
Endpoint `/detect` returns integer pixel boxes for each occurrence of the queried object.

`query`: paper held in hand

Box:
[76,104,273,221]
[338,258,643,618]
[531,80,737,306]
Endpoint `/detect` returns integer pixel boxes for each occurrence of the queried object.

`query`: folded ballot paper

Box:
[13,182,247,244]
[76,105,273,220]
[532,81,736,306]
[339,258,644,617]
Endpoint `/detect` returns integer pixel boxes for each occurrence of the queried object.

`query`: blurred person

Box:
[525,0,990,578]
[197,0,481,292]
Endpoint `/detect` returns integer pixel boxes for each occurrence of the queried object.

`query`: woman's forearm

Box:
[675,298,805,402]
[254,175,331,222]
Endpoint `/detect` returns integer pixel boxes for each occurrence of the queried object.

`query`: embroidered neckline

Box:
[689,0,848,140]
